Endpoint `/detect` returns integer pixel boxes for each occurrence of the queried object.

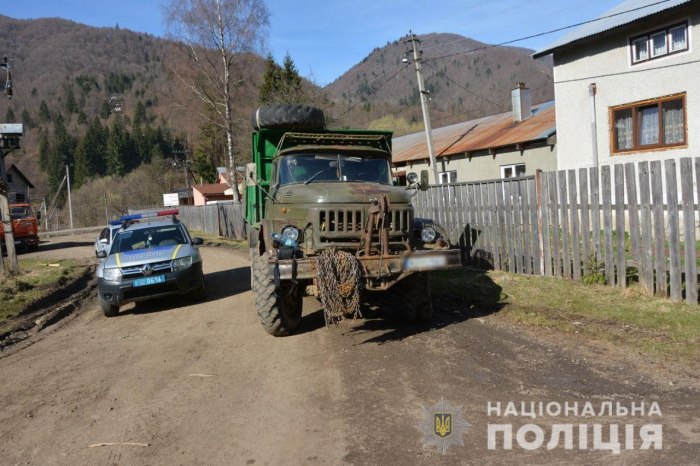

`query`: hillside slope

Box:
[0,15,265,197]
[326,33,553,129]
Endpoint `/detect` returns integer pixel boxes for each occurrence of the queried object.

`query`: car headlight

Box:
[172,256,193,271]
[282,226,299,242]
[103,268,122,282]
[407,172,419,184]
[421,226,437,243]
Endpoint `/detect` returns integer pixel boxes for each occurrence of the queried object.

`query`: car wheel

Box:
[253,251,302,336]
[99,295,119,317]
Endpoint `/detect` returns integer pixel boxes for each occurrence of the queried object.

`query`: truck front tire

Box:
[252,251,303,336]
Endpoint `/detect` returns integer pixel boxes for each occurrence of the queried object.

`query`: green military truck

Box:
[244,105,460,336]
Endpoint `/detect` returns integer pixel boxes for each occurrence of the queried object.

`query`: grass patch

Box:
[432,268,700,361]
[190,231,246,249]
[0,259,83,329]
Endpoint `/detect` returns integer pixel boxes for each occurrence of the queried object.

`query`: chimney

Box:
[511,82,532,123]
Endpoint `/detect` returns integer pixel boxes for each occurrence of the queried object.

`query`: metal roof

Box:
[533,0,691,58]
[392,102,556,165]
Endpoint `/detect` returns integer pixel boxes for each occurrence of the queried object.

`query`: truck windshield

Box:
[278,154,392,186]
[110,225,188,254]
[10,206,32,219]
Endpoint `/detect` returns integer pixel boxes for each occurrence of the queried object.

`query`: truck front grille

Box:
[315,207,413,237]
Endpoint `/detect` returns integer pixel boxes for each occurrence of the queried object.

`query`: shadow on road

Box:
[355,269,505,344]
[35,240,94,253]
[121,266,252,316]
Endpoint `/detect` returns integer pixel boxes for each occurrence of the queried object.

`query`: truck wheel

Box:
[405,272,434,321]
[99,295,119,317]
[252,251,303,336]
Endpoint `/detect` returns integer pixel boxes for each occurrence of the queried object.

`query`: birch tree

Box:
[163,0,269,201]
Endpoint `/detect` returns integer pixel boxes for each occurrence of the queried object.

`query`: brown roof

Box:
[392,102,556,165]
[192,184,231,195]
[4,163,35,188]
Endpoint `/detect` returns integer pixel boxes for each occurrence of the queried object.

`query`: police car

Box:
[96,210,206,317]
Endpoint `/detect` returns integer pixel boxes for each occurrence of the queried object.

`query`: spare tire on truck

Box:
[251,105,325,131]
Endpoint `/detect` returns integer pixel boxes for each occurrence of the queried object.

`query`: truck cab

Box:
[0,204,39,252]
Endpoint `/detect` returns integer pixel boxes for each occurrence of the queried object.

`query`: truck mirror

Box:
[246,162,257,187]
[420,170,429,191]
[36,210,42,220]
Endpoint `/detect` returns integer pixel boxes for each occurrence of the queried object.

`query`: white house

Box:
[534,0,697,171]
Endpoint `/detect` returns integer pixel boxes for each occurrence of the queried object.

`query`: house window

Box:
[6,174,12,183]
[439,171,457,184]
[611,94,686,153]
[501,164,526,179]
[630,22,688,64]
[14,193,25,202]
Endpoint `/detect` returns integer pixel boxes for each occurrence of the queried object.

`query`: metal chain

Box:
[317,249,362,326]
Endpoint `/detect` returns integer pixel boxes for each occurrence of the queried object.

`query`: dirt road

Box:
[1,235,699,464]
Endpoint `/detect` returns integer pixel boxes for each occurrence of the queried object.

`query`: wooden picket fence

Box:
[129,202,247,240]
[412,156,700,305]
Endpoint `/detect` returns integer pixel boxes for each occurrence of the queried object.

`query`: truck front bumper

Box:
[269,249,461,286]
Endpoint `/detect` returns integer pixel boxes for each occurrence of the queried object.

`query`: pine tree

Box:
[5,107,15,122]
[77,111,88,125]
[21,109,33,129]
[74,117,108,187]
[258,54,282,105]
[39,100,51,122]
[192,119,224,184]
[38,129,51,171]
[106,116,130,176]
[282,52,303,93]
[100,100,111,120]
[64,87,79,114]
[47,115,77,198]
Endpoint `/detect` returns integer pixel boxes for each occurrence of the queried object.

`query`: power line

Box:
[426,0,673,61]
[336,64,409,117]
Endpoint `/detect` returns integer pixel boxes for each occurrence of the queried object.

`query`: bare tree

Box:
[163,0,269,201]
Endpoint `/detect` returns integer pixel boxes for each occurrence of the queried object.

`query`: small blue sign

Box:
[133,275,166,287]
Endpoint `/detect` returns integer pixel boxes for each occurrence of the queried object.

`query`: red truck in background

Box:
[0,203,39,253]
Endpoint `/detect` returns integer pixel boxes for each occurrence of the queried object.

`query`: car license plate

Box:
[404,254,448,271]
[133,275,166,287]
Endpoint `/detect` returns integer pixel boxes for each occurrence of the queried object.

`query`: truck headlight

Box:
[172,256,193,271]
[421,226,437,243]
[103,268,122,282]
[282,226,299,242]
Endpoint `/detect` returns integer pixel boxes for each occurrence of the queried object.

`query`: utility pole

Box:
[0,151,20,275]
[65,165,74,230]
[405,32,440,185]
[104,193,109,223]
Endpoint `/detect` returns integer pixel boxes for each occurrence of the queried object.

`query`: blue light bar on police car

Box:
[109,209,179,225]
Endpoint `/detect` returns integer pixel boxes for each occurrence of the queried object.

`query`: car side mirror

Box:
[420,170,429,191]
[192,237,204,246]
[97,250,107,259]
[245,162,258,187]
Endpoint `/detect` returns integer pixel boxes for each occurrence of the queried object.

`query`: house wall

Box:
[193,189,207,206]
[6,167,30,203]
[398,142,557,184]
[553,3,700,172]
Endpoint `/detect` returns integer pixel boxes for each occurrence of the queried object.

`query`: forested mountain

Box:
[325,33,554,130]
[0,15,265,199]
[0,17,553,201]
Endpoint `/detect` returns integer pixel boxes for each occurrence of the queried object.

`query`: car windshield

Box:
[110,225,188,254]
[10,206,32,219]
[278,154,392,186]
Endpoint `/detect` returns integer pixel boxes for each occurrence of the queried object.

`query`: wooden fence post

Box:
[638,162,654,294]
[579,167,591,275]
[558,170,571,279]
[568,170,581,281]
[548,172,561,278]
[614,164,626,288]
[665,159,682,301]
[680,157,697,304]
[602,165,615,287]
[535,170,546,275]
[650,161,667,297]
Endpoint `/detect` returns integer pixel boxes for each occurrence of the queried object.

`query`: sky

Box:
[4,0,623,85]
